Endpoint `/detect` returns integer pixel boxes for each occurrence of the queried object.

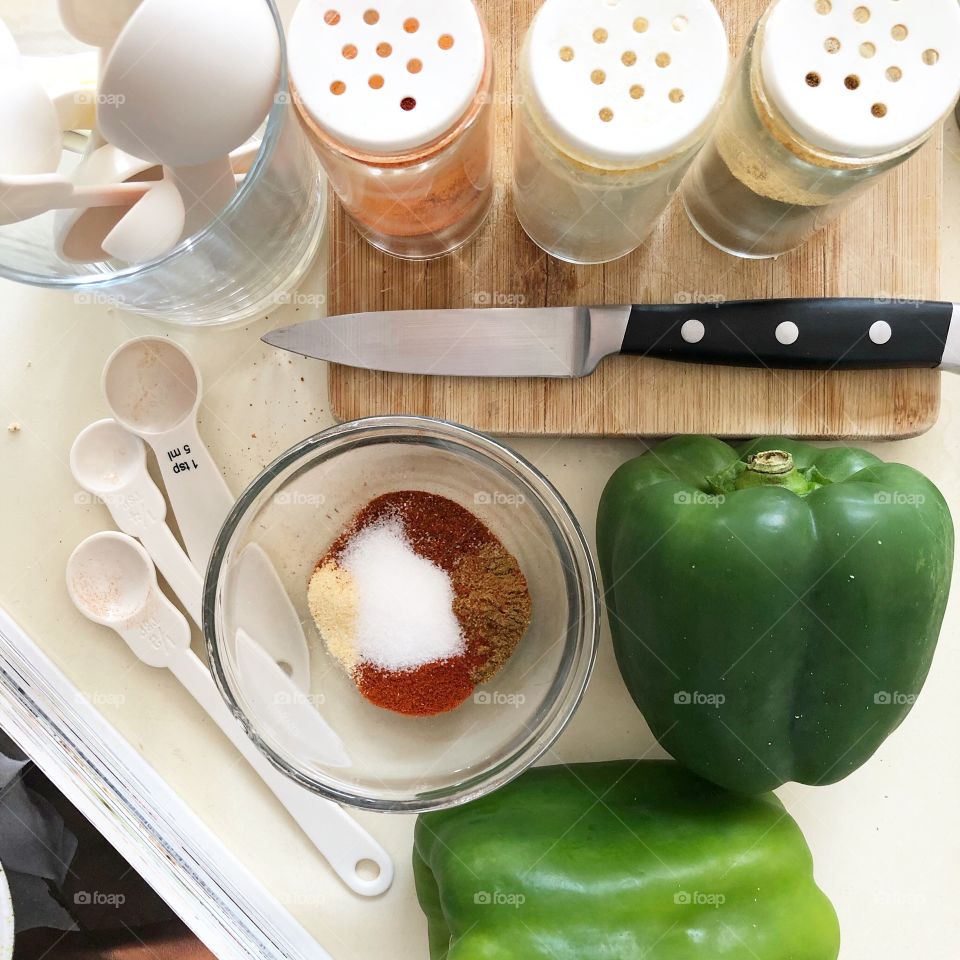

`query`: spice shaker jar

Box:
[682,0,960,260]
[512,0,729,265]
[289,0,494,260]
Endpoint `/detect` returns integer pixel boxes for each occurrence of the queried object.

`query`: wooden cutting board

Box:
[327,0,943,439]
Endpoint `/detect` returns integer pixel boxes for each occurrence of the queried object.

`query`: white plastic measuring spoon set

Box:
[67,337,393,897]
[0,0,279,264]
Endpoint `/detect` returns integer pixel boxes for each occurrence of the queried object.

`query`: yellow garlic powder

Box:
[307,561,360,671]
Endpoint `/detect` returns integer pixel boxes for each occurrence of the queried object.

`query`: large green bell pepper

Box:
[414,760,840,960]
[598,436,954,795]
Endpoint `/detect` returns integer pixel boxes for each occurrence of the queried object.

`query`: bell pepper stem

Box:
[735,451,816,495]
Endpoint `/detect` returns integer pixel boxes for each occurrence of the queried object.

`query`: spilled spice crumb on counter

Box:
[308,491,532,717]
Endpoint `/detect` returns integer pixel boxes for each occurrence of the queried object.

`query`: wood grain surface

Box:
[327,0,942,439]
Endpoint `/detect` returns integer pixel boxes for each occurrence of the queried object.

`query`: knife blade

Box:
[262,299,960,378]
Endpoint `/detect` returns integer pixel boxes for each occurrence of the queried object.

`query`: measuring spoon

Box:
[102,338,232,569]
[234,628,346,767]
[68,420,340,758]
[230,544,310,689]
[100,340,313,689]
[95,0,278,237]
[166,158,237,239]
[23,52,99,132]
[54,141,258,263]
[66,532,392,897]
[70,418,203,623]
[57,0,141,146]
[58,0,143,53]
[97,0,278,169]
[101,176,185,264]
[0,173,153,227]
[70,418,311,690]
[0,64,62,175]
[54,144,170,263]
[0,19,17,65]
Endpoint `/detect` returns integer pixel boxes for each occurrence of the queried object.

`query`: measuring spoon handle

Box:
[167,649,394,897]
[168,157,236,238]
[138,523,203,625]
[150,422,235,572]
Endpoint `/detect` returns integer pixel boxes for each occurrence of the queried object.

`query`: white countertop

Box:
[0,11,958,953]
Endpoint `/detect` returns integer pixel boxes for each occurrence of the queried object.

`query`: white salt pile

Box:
[336,518,465,672]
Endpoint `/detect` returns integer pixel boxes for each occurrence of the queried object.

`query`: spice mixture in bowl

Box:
[308,491,532,717]
[204,417,599,812]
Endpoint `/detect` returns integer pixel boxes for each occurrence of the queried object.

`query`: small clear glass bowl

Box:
[204,417,599,813]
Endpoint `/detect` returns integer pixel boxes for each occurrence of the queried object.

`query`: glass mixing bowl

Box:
[203,417,599,813]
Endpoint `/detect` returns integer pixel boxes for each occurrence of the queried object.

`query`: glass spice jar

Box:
[288,0,494,260]
[682,0,960,260]
[512,0,729,265]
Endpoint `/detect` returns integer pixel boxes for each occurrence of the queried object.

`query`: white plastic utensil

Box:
[66,533,392,897]
[58,0,143,51]
[102,338,233,568]
[0,172,151,226]
[98,0,279,168]
[166,158,237,238]
[230,140,262,176]
[233,545,311,690]
[0,19,20,65]
[0,64,62,175]
[96,0,279,235]
[70,418,311,691]
[53,144,168,262]
[53,141,259,262]
[101,176,185,263]
[23,52,99,132]
[234,628,344,766]
[70,419,203,624]
[100,340,314,688]
[57,0,142,206]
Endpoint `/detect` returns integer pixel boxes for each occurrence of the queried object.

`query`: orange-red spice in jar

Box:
[288,1,495,260]
[309,492,532,717]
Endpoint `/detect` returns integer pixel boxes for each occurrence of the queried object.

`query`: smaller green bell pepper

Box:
[415,760,840,960]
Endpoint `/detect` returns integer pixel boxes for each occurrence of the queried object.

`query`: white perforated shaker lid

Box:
[760,0,960,157]
[289,0,487,155]
[524,0,729,167]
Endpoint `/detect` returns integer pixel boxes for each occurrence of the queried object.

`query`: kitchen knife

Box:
[262,299,960,378]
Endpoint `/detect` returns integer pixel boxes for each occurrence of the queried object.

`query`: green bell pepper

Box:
[414,760,840,960]
[598,436,954,795]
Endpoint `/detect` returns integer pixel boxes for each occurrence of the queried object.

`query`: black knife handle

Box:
[619,299,953,370]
